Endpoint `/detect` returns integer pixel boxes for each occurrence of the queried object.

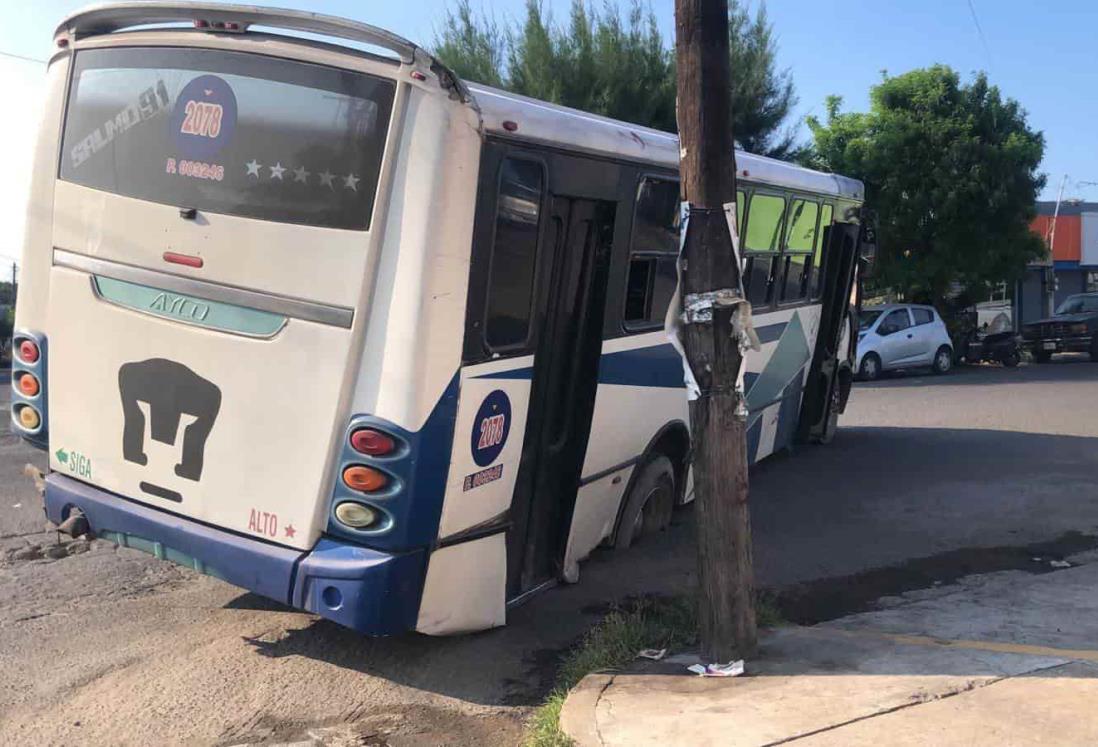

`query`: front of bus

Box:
[10,4,479,635]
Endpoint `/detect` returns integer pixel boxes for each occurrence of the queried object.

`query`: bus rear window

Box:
[60,47,395,230]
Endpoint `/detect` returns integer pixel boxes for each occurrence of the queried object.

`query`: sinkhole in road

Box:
[774,531,1098,625]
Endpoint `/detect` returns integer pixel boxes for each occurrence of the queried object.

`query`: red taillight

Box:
[343,465,388,493]
[194,19,209,28]
[18,340,39,364]
[225,21,240,31]
[350,428,395,456]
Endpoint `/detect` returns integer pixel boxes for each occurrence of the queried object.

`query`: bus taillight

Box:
[16,405,40,431]
[343,465,388,493]
[18,339,39,364]
[17,373,39,397]
[350,428,395,456]
[334,501,380,529]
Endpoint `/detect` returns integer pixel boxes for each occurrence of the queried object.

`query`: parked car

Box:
[856,304,954,380]
[1021,292,1098,362]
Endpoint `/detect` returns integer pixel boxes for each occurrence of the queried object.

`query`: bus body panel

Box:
[349,84,481,433]
[14,59,67,333]
[45,264,352,549]
[435,357,534,540]
[416,533,507,634]
[51,181,371,309]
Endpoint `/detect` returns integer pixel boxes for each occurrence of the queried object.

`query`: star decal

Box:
[269,162,286,180]
[284,524,296,539]
[245,159,262,178]
[292,165,309,183]
[319,170,335,189]
[344,173,360,191]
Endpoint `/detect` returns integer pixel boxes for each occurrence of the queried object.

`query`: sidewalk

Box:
[561,551,1098,746]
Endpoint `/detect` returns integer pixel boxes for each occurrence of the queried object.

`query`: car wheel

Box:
[932,346,953,374]
[1034,351,1052,363]
[1002,348,1020,367]
[615,455,675,550]
[858,353,882,381]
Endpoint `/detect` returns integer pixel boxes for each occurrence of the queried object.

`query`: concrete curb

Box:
[558,672,614,747]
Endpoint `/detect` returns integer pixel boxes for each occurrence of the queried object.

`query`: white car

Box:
[856,304,954,380]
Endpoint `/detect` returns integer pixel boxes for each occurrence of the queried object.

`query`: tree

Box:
[726,1,797,158]
[432,0,797,157]
[805,66,1046,304]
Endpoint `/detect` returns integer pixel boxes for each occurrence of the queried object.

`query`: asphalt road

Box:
[0,356,1096,745]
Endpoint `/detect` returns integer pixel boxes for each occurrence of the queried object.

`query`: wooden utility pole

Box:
[674,0,757,662]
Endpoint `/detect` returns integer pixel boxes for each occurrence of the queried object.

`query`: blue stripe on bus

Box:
[474,319,789,389]
[755,321,788,345]
[475,366,535,380]
[598,343,684,388]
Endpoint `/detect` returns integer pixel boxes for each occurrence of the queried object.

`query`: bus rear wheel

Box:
[615,455,675,550]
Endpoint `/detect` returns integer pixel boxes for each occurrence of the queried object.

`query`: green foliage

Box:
[805,66,1046,303]
[433,0,797,156]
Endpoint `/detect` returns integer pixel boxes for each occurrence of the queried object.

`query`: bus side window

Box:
[484,158,545,349]
[623,177,679,331]
[810,203,834,299]
[624,255,677,329]
[743,193,786,308]
[781,198,819,303]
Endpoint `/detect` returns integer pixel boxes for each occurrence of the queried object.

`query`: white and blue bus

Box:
[11,3,865,635]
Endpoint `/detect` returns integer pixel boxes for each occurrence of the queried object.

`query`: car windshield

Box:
[1055,295,1098,314]
[859,309,884,330]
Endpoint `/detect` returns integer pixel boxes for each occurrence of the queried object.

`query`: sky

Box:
[4,0,1097,274]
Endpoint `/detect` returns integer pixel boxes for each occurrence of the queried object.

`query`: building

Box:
[1017,201,1098,324]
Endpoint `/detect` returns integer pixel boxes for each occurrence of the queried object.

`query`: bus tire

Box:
[615,455,675,550]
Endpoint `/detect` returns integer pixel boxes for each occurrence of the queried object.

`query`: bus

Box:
[11,3,866,636]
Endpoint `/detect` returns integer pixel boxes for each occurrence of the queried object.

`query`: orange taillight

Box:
[342,465,387,493]
[17,373,39,397]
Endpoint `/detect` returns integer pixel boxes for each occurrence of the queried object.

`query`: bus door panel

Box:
[506,197,616,597]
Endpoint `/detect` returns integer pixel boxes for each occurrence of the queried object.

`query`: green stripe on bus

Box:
[93,275,286,337]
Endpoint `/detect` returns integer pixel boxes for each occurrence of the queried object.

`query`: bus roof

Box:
[57,2,864,202]
[470,83,864,201]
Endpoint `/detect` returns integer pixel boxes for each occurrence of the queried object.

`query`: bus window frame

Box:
[480,150,551,357]
[741,187,788,312]
[810,201,836,302]
[776,194,822,308]
[622,173,680,334]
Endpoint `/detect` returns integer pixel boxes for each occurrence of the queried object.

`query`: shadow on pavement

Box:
[224,420,1098,708]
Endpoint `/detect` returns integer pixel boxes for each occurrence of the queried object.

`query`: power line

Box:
[0,49,47,65]
[966,0,993,71]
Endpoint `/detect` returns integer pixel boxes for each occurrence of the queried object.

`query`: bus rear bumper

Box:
[44,473,424,636]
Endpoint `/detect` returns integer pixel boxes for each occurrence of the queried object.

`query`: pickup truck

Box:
[1022,292,1098,362]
